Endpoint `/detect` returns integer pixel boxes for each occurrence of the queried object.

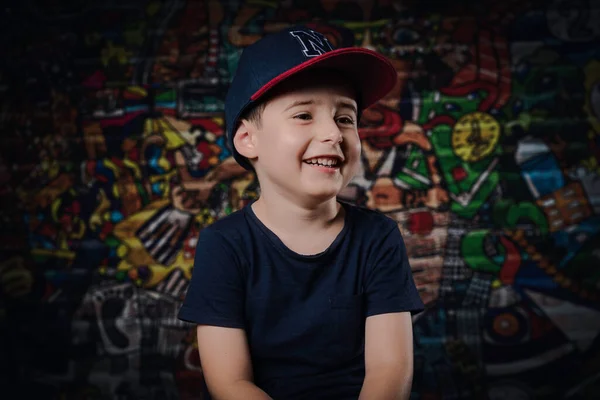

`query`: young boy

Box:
[178,25,424,399]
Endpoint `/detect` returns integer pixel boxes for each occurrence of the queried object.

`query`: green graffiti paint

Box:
[461,229,523,282]
[461,229,502,274]
[417,90,484,126]
[415,90,501,218]
[394,146,431,190]
[430,124,500,219]
[493,199,549,234]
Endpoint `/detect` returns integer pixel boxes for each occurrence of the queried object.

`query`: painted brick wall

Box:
[1,1,599,399]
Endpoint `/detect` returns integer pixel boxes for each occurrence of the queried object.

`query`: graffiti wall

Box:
[1,0,599,398]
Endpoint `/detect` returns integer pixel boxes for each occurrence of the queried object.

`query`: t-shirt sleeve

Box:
[365,222,425,317]
[177,227,246,328]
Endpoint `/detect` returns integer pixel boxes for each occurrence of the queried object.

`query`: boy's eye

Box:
[337,116,355,125]
[294,113,312,120]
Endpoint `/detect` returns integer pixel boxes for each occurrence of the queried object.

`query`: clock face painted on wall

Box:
[452,112,501,163]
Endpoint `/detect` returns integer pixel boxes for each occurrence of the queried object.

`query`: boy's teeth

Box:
[305,157,337,166]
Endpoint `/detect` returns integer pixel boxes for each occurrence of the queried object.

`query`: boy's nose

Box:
[319,120,343,144]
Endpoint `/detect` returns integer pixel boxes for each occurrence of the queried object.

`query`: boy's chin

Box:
[301,184,346,203]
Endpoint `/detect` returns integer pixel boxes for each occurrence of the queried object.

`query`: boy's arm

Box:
[196,325,273,400]
[359,312,415,400]
[178,227,270,399]
[360,223,424,400]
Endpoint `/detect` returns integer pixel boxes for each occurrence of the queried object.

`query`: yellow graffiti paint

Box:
[123,159,142,180]
[100,41,132,67]
[126,86,147,98]
[31,248,76,260]
[452,112,501,163]
[113,199,171,265]
[157,118,186,150]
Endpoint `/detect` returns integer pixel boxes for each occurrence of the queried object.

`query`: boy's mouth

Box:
[303,156,342,168]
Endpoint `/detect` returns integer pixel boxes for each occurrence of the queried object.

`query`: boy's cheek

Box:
[344,156,361,179]
[346,141,362,163]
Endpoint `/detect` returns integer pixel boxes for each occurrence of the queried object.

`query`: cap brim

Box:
[249,47,398,109]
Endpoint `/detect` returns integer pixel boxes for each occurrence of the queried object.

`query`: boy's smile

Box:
[303,155,343,170]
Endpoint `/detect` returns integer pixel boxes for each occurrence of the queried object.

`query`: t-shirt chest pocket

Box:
[328,293,365,355]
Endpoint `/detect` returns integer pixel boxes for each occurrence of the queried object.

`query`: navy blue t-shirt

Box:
[178,201,424,399]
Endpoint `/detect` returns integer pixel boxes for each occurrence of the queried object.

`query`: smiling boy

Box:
[178,25,424,399]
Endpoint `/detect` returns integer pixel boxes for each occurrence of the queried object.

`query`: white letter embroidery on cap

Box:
[289,29,334,57]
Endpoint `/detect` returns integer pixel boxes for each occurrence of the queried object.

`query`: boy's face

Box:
[239,71,361,205]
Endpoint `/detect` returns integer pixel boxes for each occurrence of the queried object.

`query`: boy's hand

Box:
[360,312,415,400]
[196,325,273,400]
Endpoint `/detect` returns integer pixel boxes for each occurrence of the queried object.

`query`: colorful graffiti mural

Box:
[1,0,600,398]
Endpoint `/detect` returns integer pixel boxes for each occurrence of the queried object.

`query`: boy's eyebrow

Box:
[284,99,358,115]
[337,100,358,116]
[284,100,315,112]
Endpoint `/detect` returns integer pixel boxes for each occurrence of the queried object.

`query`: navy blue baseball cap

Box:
[225,25,398,170]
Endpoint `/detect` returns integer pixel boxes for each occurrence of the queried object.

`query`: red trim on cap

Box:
[249,47,397,107]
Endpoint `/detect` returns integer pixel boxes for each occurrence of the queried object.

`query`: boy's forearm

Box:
[211,380,273,400]
[358,367,413,400]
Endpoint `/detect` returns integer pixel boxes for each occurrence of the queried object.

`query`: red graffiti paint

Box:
[82,70,106,89]
[407,210,434,236]
[127,146,140,162]
[98,111,146,127]
[421,115,456,131]
[452,166,468,182]
[358,104,404,149]
[441,26,511,111]
[499,236,522,285]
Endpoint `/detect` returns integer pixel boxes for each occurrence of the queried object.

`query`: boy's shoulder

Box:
[343,201,398,232]
[207,206,249,230]
[197,206,252,244]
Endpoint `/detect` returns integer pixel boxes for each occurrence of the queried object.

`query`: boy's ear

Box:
[233,119,258,161]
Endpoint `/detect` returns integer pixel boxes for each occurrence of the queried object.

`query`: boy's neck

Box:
[251,191,342,234]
